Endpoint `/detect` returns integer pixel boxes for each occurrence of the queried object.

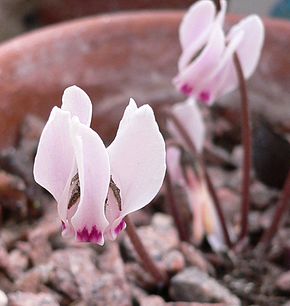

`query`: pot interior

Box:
[0,12,289,148]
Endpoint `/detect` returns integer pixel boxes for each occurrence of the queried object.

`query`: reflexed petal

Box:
[33,107,75,219]
[106,103,166,235]
[168,98,205,153]
[179,0,215,50]
[62,85,92,126]
[178,0,227,71]
[70,118,110,245]
[227,15,264,79]
[212,16,264,99]
[175,24,225,98]
[196,30,244,104]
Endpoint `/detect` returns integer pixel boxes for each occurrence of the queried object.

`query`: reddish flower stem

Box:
[213,0,221,11]
[258,170,290,249]
[234,53,252,242]
[125,215,168,285]
[165,110,232,248]
[165,171,189,242]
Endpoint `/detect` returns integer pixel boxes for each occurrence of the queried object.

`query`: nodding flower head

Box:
[174,0,265,105]
[33,86,166,245]
[166,146,226,251]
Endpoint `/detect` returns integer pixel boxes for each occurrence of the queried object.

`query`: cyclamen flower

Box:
[174,0,265,105]
[34,86,166,245]
[166,146,225,251]
[166,99,225,250]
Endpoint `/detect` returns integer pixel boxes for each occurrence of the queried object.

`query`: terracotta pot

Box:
[37,0,195,25]
[0,11,289,149]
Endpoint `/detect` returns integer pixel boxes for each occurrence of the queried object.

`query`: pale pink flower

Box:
[34,86,166,245]
[166,97,225,250]
[166,146,225,251]
[174,0,265,105]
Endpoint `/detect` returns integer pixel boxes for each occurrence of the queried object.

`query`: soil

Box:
[0,104,290,306]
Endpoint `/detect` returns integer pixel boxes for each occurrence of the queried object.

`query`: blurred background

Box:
[0,0,288,42]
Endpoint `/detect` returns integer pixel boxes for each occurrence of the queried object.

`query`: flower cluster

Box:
[174,0,265,105]
[34,86,166,245]
[164,1,265,250]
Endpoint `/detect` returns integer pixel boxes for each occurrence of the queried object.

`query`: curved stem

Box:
[165,110,232,248]
[125,215,168,285]
[258,170,290,250]
[234,53,252,242]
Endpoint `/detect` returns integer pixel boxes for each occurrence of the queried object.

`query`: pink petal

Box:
[33,107,76,221]
[168,98,205,153]
[175,24,225,98]
[178,1,216,70]
[227,15,265,79]
[61,85,92,126]
[115,98,138,134]
[196,30,244,104]
[208,16,264,100]
[106,101,166,236]
[179,0,215,50]
[70,118,110,245]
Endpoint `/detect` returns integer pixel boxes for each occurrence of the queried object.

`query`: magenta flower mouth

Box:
[114,220,126,235]
[77,225,103,243]
[199,91,211,103]
[181,84,193,96]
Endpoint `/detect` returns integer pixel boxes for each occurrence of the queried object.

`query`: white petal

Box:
[227,15,265,78]
[70,118,110,245]
[179,0,215,50]
[168,98,205,153]
[175,24,225,99]
[178,1,216,71]
[116,98,138,135]
[195,29,244,104]
[106,103,166,233]
[211,16,264,99]
[61,85,92,126]
[33,107,75,220]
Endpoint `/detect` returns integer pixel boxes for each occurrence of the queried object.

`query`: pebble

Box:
[8,292,59,306]
[170,267,241,305]
[276,271,290,292]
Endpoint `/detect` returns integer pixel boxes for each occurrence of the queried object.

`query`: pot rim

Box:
[0,10,289,54]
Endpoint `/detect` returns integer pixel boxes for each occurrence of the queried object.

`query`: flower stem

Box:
[165,171,189,242]
[258,170,290,250]
[124,215,168,285]
[213,0,221,11]
[234,53,252,242]
[165,110,232,248]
